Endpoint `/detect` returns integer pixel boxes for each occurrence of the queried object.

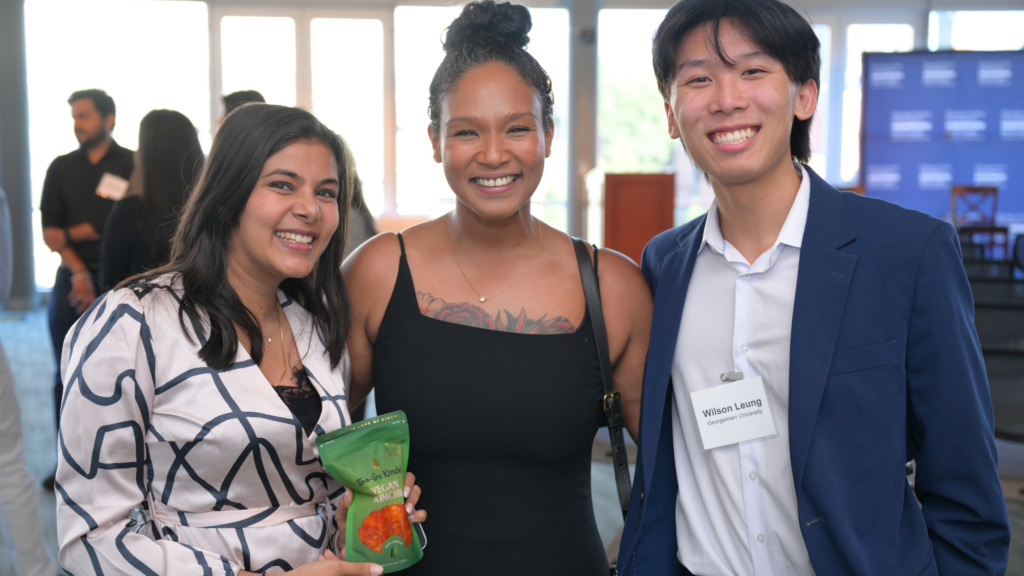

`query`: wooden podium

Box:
[602,173,675,264]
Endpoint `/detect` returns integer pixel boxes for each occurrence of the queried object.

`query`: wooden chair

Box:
[952,186,1008,260]
[951,185,998,226]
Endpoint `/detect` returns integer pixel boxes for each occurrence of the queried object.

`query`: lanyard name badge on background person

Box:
[689,371,779,451]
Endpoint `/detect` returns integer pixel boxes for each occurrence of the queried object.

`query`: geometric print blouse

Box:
[55,278,351,575]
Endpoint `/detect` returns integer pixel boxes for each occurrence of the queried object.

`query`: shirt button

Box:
[739,346,749,355]
[749,471,758,481]
[744,274,751,279]
[757,534,766,543]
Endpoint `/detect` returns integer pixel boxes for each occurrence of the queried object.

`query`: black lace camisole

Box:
[275,367,322,435]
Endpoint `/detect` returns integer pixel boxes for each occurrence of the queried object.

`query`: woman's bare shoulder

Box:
[342,232,403,291]
[544,227,648,299]
[596,247,651,306]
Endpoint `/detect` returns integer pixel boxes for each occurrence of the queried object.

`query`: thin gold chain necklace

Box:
[271,300,288,387]
[442,213,542,303]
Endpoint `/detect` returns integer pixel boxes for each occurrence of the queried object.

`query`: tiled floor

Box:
[2,307,1023,575]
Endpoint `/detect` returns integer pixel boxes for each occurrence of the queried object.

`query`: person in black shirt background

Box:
[100,110,204,290]
[39,88,133,488]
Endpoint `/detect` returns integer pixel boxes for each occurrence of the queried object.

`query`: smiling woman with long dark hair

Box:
[55,104,424,576]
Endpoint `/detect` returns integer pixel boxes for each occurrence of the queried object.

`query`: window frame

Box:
[208,4,397,213]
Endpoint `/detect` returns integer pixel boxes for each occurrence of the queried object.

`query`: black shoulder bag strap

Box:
[572,238,632,521]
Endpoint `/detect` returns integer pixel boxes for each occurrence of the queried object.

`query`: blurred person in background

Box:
[342,178,377,261]
[40,88,133,490]
[220,89,266,124]
[100,109,204,290]
[0,185,58,576]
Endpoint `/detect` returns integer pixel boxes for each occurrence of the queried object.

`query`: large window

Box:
[393,6,570,229]
[220,16,297,107]
[25,0,210,288]
[311,18,386,217]
[929,11,1024,52]
[27,2,997,288]
[597,9,707,226]
[212,7,389,218]
[597,9,672,176]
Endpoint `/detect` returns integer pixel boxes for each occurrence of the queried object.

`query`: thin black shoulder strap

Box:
[572,238,632,520]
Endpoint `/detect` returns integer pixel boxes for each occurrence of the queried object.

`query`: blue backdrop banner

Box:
[862,50,1024,223]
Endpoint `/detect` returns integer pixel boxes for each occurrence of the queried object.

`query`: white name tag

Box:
[96,172,129,201]
[689,376,778,451]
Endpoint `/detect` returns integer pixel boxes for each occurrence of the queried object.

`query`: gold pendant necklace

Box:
[442,213,542,303]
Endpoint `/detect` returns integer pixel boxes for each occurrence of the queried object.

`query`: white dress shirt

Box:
[671,165,815,576]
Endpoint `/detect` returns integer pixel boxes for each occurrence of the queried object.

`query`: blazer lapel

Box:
[642,216,705,494]
[788,169,858,494]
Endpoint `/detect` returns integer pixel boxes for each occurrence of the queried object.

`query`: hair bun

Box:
[443,1,532,53]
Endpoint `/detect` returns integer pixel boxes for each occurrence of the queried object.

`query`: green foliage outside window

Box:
[598,64,675,174]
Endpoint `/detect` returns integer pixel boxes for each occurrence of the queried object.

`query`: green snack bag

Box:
[316,411,423,573]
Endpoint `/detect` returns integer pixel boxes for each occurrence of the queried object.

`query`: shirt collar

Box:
[75,138,123,163]
[699,163,811,255]
[776,163,810,250]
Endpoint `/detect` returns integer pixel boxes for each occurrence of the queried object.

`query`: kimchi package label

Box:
[316,411,423,572]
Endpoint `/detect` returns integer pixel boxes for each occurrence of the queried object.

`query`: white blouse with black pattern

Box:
[55,276,351,575]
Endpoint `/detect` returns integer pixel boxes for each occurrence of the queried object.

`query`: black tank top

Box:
[374,234,608,576]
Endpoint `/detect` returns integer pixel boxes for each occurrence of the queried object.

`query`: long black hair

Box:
[428,0,554,134]
[129,104,354,369]
[135,109,204,264]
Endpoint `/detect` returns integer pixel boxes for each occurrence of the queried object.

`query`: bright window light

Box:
[808,24,831,178]
[221,16,296,108]
[930,10,1024,52]
[394,6,458,219]
[597,9,671,175]
[24,0,210,288]
[840,24,914,183]
[393,6,569,230]
[311,18,385,217]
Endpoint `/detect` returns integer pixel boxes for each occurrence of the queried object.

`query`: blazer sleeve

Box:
[619,242,683,575]
[905,222,1010,575]
[56,290,244,575]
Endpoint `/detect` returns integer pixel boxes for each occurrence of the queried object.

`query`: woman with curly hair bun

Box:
[344,2,652,574]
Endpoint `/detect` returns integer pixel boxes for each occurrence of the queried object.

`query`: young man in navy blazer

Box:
[616,0,1010,574]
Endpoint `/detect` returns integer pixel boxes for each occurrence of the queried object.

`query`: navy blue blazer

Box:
[617,168,1010,576]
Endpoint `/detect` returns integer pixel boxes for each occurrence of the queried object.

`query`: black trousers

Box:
[48,266,99,431]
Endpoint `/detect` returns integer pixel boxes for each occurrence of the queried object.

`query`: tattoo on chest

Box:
[416,292,577,334]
